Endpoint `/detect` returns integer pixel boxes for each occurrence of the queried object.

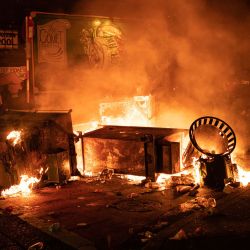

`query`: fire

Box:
[231,155,250,187]
[156,170,189,185]
[84,171,94,177]
[191,157,202,185]
[73,121,100,135]
[121,174,146,184]
[99,95,153,126]
[236,165,250,187]
[1,167,47,198]
[6,130,22,145]
[1,175,39,197]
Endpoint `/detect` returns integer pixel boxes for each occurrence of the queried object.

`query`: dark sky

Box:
[0,0,249,77]
[1,0,250,23]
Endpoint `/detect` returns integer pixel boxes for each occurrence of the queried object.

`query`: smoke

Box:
[37,0,250,153]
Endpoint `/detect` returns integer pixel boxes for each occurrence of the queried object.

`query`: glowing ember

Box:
[1,175,39,197]
[6,130,22,145]
[236,165,250,187]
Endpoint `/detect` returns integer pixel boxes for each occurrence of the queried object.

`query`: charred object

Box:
[77,125,188,181]
[0,109,77,189]
[184,116,237,190]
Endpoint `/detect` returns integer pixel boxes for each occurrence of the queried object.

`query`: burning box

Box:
[79,125,188,180]
[0,109,77,189]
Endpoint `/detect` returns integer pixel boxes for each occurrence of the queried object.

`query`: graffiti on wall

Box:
[80,20,123,68]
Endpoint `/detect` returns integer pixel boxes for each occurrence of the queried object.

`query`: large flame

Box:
[1,175,39,197]
[231,155,250,187]
[156,170,189,184]
[191,157,202,185]
[1,167,47,198]
[236,165,250,187]
[100,95,153,126]
[6,130,22,145]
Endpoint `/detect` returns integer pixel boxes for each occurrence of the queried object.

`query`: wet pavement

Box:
[0,212,75,250]
[0,176,250,250]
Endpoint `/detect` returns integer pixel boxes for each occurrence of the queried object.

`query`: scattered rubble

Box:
[49,222,61,232]
[176,185,192,194]
[68,176,81,182]
[168,174,195,187]
[192,226,205,237]
[223,184,237,194]
[99,168,114,183]
[127,192,140,199]
[139,230,155,243]
[77,222,88,227]
[28,241,44,250]
[170,229,188,240]
[180,197,216,213]
[150,221,169,232]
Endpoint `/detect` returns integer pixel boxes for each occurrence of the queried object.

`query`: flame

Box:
[1,175,39,197]
[236,165,250,187]
[156,170,189,184]
[73,121,100,135]
[1,167,46,198]
[84,171,94,177]
[191,157,202,185]
[121,174,146,184]
[100,95,153,126]
[6,130,22,145]
[231,155,250,187]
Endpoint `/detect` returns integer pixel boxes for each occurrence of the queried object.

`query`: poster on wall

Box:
[31,12,126,91]
[37,19,71,65]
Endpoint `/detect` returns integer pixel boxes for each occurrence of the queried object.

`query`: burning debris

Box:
[74,115,250,197]
[1,174,40,197]
[6,130,22,146]
[0,110,77,196]
[1,111,250,203]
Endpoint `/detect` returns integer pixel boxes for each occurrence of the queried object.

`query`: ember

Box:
[6,130,22,146]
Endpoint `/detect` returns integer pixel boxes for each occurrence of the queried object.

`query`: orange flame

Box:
[100,95,153,126]
[156,170,189,184]
[1,167,46,198]
[6,130,22,145]
[191,157,203,185]
[1,175,39,197]
[236,165,250,187]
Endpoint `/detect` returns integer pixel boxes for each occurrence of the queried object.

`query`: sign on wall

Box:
[0,66,27,95]
[37,19,71,65]
[0,30,18,49]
